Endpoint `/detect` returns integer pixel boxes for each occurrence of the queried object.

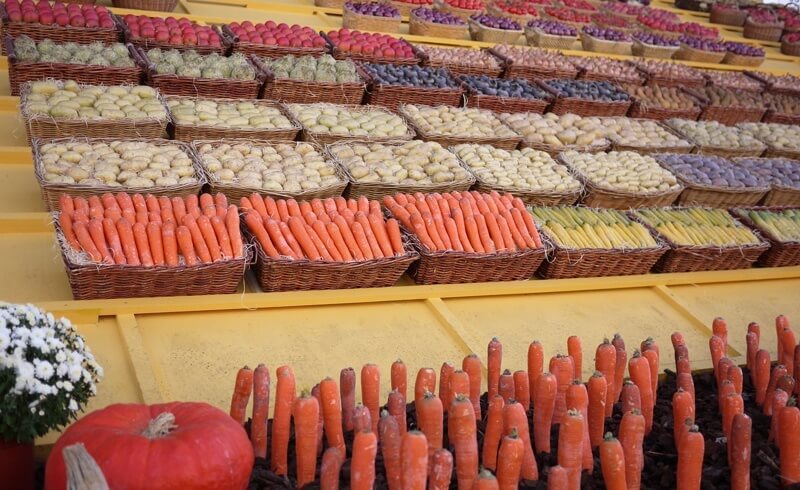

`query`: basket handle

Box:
[0,3,9,23]
[485,47,511,77]
[249,54,273,84]
[220,24,239,44]
[211,25,232,55]
[114,14,132,43]
[4,34,16,63]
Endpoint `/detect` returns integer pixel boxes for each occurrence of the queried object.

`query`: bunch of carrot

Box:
[58,192,243,267]
[239,194,405,262]
[384,191,542,254]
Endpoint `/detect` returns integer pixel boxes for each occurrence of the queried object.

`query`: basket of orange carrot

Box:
[384,190,546,284]
[240,194,418,292]
[55,192,247,300]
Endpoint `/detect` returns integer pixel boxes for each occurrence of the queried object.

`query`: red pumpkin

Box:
[45,402,253,490]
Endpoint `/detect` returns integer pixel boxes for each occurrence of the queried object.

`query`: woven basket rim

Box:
[652,152,771,195]
[525,25,578,40]
[165,95,301,134]
[631,38,680,50]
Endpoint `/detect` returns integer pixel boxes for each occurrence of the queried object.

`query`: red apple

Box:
[22,11,38,22]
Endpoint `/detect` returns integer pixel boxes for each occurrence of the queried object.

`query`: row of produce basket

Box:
[52,189,800,301]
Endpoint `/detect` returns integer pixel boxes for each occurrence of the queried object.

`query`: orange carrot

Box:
[449,395,478,490]
[677,425,704,490]
[600,433,627,490]
[134,210,149,226]
[473,213,496,253]
[476,469,500,490]
[103,207,122,221]
[401,432,431,490]
[287,216,321,260]
[229,366,253,426]
[672,388,695,444]
[429,449,453,490]
[272,365,296,476]
[548,466,568,490]
[181,215,211,263]
[567,336,583,380]
[443,216,464,252]
[451,207,474,253]
[273,199,289,222]
[588,372,607,448]
[488,337,503,399]
[755,349,771,406]
[463,214,484,253]
[320,377,346,456]
[293,392,319,488]
[304,221,334,261]
[311,383,325,456]
[73,208,89,224]
[258,196,276,220]
[529,341,544,405]
[462,353,482,420]
[214,194,228,216]
[351,221,375,260]
[340,367,355,432]
[86,218,113,264]
[196,215,221,262]
[499,210,526,250]
[208,216,233,259]
[596,339,617,418]
[483,395,505,472]
[610,334,626,402]
[320,447,343,490]
[355,212,384,258]
[778,405,800,485]
[263,218,296,258]
[676,356,692,377]
[629,352,654,434]
[60,194,76,214]
[89,206,103,221]
[558,409,584,489]
[131,194,146,214]
[251,364,270,459]
[144,194,160,216]
[418,391,444,468]
[619,409,645,490]
[388,389,407,437]
[115,218,141,266]
[102,218,126,265]
[185,194,201,218]
[361,363,380,434]
[768,392,787,442]
[730,413,751,490]
[160,222,179,267]
[225,206,243,259]
[285,198,301,218]
[566,380,593,471]
[497,429,524,490]
[514,370,531,412]
[483,211,505,250]
[727,366,744,395]
[550,354,574,425]
[439,362,454,412]
[351,430,377,490]
[746,332,759,382]
[510,208,538,249]
[676,372,695,403]
[709,335,725,386]
[780,322,797,375]
[110,194,128,213]
[247,212,280,259]
[620,381,641,415]
[353,407,371,436]
[379,410,402,490]
[722,393,743,443]
[323,221,352,261]
[141,222,163,266]
[641,348,659,408]
[391,359,408,403]
[449,370,470,407]
[415,368,437,409]
[171,196,187,225]
[420,211,445,251]
[330,215,363,261]
[534,372,557,454]
[499,369,515,403]
[504,399,538,481]
[512,198,542,246]
[73,221,103,263]
[712,317,728,351]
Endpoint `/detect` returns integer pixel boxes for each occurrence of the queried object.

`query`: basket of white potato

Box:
[21,80,170,143]
[665,119,766,159]
[737,122,800,161]
[602,117,694,155]
[399,104,522,150]
[327,140,475,200]
[496,112,610,156]
[452,144,583,206]
[33,137,204,212]
[166,96,300,143]
[286,103,414,145]
[193,140,347,202]
[559,150,684,209]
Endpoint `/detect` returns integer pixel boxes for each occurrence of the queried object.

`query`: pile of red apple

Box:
[3,0,114,28]
[638,15,683,33]
[443,0,484,11]
[228,20,326,48]
[637,8,680,23]
[561,0,597,12]
[326,28,414,59]
[543,6,591,23]
[681,21,718,39]
[747,8,781,24]
[123,15,222,47]
[494,0,545,16]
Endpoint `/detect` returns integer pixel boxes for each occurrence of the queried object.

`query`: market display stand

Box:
[1,0,798,447]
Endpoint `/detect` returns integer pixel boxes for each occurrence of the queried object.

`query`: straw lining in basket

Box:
[165,96,301,143]
[398,104,523,151]
[192,139,348,202]
[326,139,475,200]
[33,137,205,212]
[20,80,170,142]
[731,207,800,267]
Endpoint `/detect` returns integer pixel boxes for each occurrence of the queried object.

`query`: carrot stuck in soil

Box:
[629,352,654,434]
[566,380,593,471]
[251,364,270,459]
[588,372,608,448]
[754,349,771,407]
[620,380,642,415]
[503,399,538,481]
[378,410,402,490]
[677,425,704,490]
[528,341,544,404]
[271,365,296,476]
[567,335,583,380]
[292,392,320,488]
[418,392,443,464]
[600,433,627,490]
[534,372,558,454]
[320,447,344,490]
[596,339,617,418]
[769,389,790,444]
[428,449,453,490]
[482,395,505,472]
[415,368,437,410]
[341,367,356,432]
[400,430,428,490]
[779,405,800,485]
[619,409,645,490]
[612,334,627,403]
[730,413,752,490]
[351,430,378,490]
[558,409,584,490]
[361,364,380,433]
[462,354,482,420]
[547,466,568,490]
[449,395,478,490]
[320,377,346,456]
[499,369,515,403]
[709,335,726,386]
[550,354,575,425]
[765,364,789,416]
[353,405,372,434]
[391,359,407,403]
[439,362,454,412]
[672,389,695,445]
[496,429,524,490]
[229,366,253,426]
[513,370,530,412]
[488,337,503,400]
[475,469,500,490]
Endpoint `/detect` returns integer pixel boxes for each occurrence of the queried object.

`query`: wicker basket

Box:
[167,97,301,143]
[608,121,695,155]
[219,25,327,59]
[111,0,178,11]
[674,0,709,12]
[559,152,684,209]
[697,103,766,125]
[315,0,346,7]
[418,46,504,78]
[391,0,433,16]
[736,127,800,161]
[781,40,800,57]
[702,70,764,93]
[322,32,419,65]
[468,19,523,43]
[763,110,800,125]
[409,11,469,39]
[743,18,784,41]
[710,5,747,26]
[539,81,632,117]
[674,44,726,64]
[192,139,347,203]
[432,0,484,20]
[6,37,142,97]
[732,207,800,267]
[627,99,702,121]
[120,20,229,56]
[255,57,366,105]
[722,51,765,67]
[134,47,265,98]
[730,155,800,206]
[575,64,644,86]
[490,47,578,82]
[288,103,415,146]
[342,6,402,33]
[399,104,522,151]
[34,137,204,212]
[519,140,611,157]
[56,220,245,300]
[746,71,800,97]
[664,121,767,159]
[329,143,475,200]
[580,31,632,55]
[636,69,707,90]
[525,26,578,49]
[251,233,418,292]
[631,39,679,59]
[461,77,552,113]
[536,238,667,279]
[486,3,538,25]
[0,4,120,55]
[360,64,464,111]
[21,81,170,143]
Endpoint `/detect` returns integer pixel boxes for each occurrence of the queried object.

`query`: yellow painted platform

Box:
[1,0,799,446]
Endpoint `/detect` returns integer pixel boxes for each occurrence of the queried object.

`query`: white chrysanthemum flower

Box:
[34,359,54,380]
[68,399,78,412]
[62,381,73,392]
[68,364,83,382]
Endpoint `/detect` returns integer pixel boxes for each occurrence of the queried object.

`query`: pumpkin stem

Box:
[64,443,109,490]
[141,412,177,439]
